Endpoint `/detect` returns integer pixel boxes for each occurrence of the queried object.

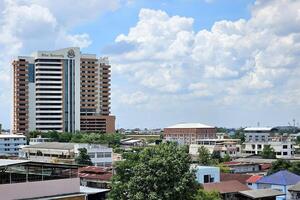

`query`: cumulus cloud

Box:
[107,0,300,107]
[0,0,122,127]
[119,91,149,105]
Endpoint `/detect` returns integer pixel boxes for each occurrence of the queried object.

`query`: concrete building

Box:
[29,135,52,145]
[0,159,84,200]
[189,138,241,158]
[243,127,294,158]
[195,166,220,184]
[164,123,216,145]
[12,47,115,134]
[21,142,113,166]
[223,161,260,173]
[0,134,26,156]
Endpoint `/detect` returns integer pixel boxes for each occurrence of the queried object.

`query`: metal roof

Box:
[166,123,214,129]
[239,189,285,199]
[257,170,300,186]
[244,127,273,131]
[0,159,30,167]
[0,134,26,138]
[288,182,300,192]
[23,142,75,150]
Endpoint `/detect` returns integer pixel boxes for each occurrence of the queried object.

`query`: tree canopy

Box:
[109,143,198,200]
[75,148,93,166]
[195,189,221,200]
[260,145,276,159]
[198,146,214,166]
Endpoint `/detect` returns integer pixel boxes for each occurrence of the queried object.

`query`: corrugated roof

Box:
[288,182,300,192]
[239,189,285,199]
[221,173,252,184]
[166,123,214,129]
[246,175,262,183]
[257,170,300,185]
[203,180,249,194]
[23,142,75,150]
[0,159,30,167]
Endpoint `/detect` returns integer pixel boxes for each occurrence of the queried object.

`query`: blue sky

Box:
[0,0,300,129]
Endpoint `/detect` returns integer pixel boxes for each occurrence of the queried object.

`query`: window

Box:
[252,145,255,150]
[96,152,104,158]
[283,145,288,149]
[88,153,95,158]
[283,152,288,155]
[257,144,262,149]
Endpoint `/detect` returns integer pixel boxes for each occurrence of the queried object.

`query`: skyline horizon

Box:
[1,0,299,130]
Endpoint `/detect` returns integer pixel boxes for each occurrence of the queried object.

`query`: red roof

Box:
[223,161,241,165]
[260,163,271,171]
[79,172,112,181]
[220,173,252,184]
[79,166,110,173]
[246,175,262,183]
[79,166,113,181]
[203,180,249,194]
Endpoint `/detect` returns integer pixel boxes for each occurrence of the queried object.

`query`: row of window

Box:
[88,152,111,158]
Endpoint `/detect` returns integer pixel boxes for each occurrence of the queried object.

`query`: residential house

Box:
[256,170,300,200]
[246,175,262,189]
[223,161,260,173]
[237,189,285,200]
[79,166,112,189]
[203,180,249,200]
[195,166,220,184]
[288,181,300,200]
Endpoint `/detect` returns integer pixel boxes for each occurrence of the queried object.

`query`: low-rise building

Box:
[223,161,260,173]
[21,142,113,166]
[0,134,26,156]
[203,180,249,200]
[237,189,285,200]
[0,159,84,200]
[256,170,300,200]
[246,175,262,189]
[189,138,241,158]
[29,136,52,145]
[288,182,300,200]
[195,166,220,184]
[164,123,216,145]
[79,166,112,189]
[243,127,295,158]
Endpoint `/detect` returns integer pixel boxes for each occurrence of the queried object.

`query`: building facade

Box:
[243,127,294,158]
[0,134,26,156]
[164,123,217,145]
[13,47,115,134]
[21,142,113,167]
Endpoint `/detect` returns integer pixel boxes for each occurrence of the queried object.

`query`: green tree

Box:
[75,148,93,166]
[211,151,222,163]
[109,143,198,200]
[223,154,231,162]
[195,189,221,200]
[216,163,231,173]
[268,159,292,175]
[260,145,276,159]
[198,146,213,166]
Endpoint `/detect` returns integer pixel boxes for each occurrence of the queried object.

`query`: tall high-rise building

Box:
[13,47,115,134]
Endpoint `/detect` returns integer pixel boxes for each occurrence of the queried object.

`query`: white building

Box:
[0,134,27,156]
[243,127,294,158]
[74,144,113,167]
[21,142,113,166]
[29,136,52,145]
[189,138,241,158]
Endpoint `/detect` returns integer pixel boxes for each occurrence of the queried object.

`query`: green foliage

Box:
[195,189,221,200]
[198,146,214,166]
[109,143,198,200]
[28,131,125,147]
[222,154,231,162]
[211,151,222,163]
[216,163,231,173]
[232,128,245,143]
[268,159,293,175]
[260,145,276,159]
[216,127,228,133]
[75,148,93,166]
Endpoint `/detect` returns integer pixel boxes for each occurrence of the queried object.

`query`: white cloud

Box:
[108,0,300,107]
[0,0,122,127]
[119,91,149,105]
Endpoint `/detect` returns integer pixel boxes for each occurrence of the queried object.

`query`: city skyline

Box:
[1,0,300,129]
